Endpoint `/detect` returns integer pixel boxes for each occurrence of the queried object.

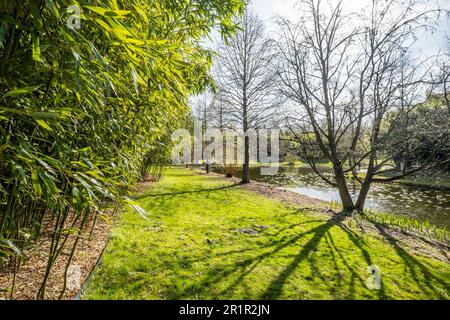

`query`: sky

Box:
[246,0,450,58]
[195,0,450,110]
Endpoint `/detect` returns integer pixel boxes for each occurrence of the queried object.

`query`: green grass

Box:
[361,210,449,242]
[83,168,450,300]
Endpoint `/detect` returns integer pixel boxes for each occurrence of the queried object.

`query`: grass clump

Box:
[361,210,450,243]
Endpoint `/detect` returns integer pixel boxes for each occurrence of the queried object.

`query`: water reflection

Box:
[212,166,450,228]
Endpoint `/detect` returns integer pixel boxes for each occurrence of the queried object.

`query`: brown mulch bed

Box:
[0,209,114,300]
[0,178,158,301]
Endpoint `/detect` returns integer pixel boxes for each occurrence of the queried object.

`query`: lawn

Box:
[83,168,450,300]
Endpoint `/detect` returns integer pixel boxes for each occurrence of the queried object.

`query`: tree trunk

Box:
[241,135,250,184]
[355,180,371,211]
[334,167,355,211]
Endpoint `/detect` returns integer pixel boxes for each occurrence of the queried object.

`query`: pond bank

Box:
[211,165,450,229]
[390,177,450,192]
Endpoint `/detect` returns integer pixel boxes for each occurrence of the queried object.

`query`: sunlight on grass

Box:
[83,168,450,300]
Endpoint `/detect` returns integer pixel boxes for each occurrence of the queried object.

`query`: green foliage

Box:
[0,0,246,298]
[361,210,450,243]
[383,96,450,172]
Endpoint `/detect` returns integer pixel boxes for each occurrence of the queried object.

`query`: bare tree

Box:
[441,63,450,115]
[432,39,450,114]
[208,92,229,129]
[446,38,450,114]
[276,0,448,211]
[216,10,282,183]
[193,92,216,173]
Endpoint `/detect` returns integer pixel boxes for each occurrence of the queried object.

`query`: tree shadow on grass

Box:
[183,221,321,265]
[136,184,238,199]
[131,177,447,299]
[168,210,448,299]
[259,212,389,299]
[368,219,449,299]
[171,211,385,299]
[168,219,326,299]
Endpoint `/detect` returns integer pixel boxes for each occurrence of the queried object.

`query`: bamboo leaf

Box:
[84,6,108,16]
[12,163,26,181]
[35,119,53,131]
[98,213,112,225]
[124,198,151,222]
[105,10,131,17]
[3,87,38,98]
[32,31,41,63]
[31,169,42,197]
[95,18,111,31]
[1,239,24,257]
[74,174,95,200]
[0,182,7,195]
[72,50,80,87]
[30,112,57,119]
[85,6,131,18]
[45,0,60,18]
[61,228,79,235]
[131,68,139,94]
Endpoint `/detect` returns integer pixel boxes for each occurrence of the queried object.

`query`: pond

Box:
[212,166,450,228]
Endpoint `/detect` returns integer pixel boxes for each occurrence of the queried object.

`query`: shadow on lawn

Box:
[259,212,385,299]
[136,184,238,199]
[166,212,381,299]
[168,211,447,300]
[131,173,448,299]
[369,219,449,298]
